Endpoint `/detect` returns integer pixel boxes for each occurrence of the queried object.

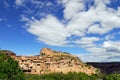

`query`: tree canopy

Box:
[0,51,25,80]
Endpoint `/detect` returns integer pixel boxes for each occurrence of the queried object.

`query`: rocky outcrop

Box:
[40,48,54,56]
[0,48,97,75]
[40,48,82,63]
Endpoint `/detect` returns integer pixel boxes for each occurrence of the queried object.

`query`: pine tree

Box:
[0,50,25,80]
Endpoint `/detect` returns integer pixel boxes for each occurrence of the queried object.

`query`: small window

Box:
[30,67,32,69]
[37,64,40,66]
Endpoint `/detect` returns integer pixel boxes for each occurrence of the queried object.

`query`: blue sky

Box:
[0,0,120,62]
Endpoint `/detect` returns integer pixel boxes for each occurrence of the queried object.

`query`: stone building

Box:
[1,48,97,75]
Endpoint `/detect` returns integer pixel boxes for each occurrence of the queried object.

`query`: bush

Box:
[38,72,99,80]
[0,51,25,80]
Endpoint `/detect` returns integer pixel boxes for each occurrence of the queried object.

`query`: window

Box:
[30,67,32,69]
[37,64,40,66]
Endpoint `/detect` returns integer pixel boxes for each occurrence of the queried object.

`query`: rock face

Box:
[0,48,97,75]
[40,48,54,56]
[40,48,82,63]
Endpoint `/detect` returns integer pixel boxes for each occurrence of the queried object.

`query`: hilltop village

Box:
[3,48,97,75]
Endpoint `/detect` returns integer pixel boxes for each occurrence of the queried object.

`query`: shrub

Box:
[0,51,25,80]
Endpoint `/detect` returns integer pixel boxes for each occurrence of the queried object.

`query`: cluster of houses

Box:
[4,48,97,75]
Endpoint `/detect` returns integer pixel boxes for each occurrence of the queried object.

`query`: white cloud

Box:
[75,37,100,48]
[26,15,69,46]
[77,51,120,62]
[88,24,111,34]
[21,0,120,62]
[63,0,120,35]
[78,40,120,62]
[66,10,96,36]
[22,0,120,39]
[59,0,70,4]
[87,47,106,54]
[77,52,108,62]
[63,0,85,20]
[103,41,120,53]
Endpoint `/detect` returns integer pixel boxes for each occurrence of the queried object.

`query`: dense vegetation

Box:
[25,72,120,80]
[25,72,99,80]
[0,51,25,80]
[102,73,120,80]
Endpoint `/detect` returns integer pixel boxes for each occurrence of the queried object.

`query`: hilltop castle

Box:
[2,48,97,75]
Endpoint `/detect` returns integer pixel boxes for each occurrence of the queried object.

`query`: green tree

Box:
[0,51,25,80]
[103,73,120,80]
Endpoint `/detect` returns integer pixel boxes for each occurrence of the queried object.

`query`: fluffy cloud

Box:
[26,15,69,46]
[78,40,120,62]
[20,0,120,62]
[103,41,120,53]
[74,37,100,48]
[63,0,85,20]
[24,0,120,38]
[20,0,120,39]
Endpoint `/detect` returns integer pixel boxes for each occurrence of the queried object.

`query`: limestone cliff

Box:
[40,48,54,56]
[40,48,82,63]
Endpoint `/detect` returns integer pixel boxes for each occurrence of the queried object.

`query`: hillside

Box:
[0,48,97,75]
[0,50,16,56]
[40,48,82,63]
[87,62,120,74]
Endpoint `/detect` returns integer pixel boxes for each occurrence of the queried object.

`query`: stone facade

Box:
[5,48,97,75]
